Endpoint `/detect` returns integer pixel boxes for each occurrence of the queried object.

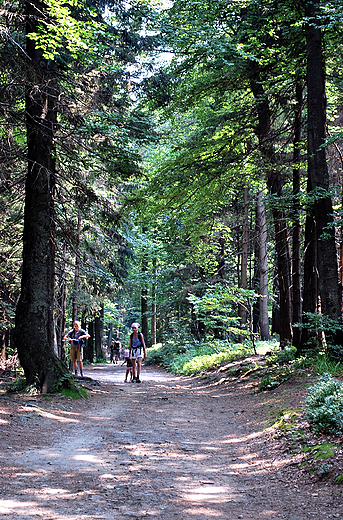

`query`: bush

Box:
[265,345,297,366]
[146,338,253,375]
[305,375,343,434]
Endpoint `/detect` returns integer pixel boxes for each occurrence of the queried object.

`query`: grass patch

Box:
[301,442,338,459]
[334,474,343,484]
[312,353,343,377]
[271,409,302,431]
[60,386,88,399]
[146,338,254,375]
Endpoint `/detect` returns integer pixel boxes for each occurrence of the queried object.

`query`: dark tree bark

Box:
[141,227,149,345]
[85,321,94,363]
[14,0,67,391]
[292,79,303,349]
[239,187,249,327]
[303,1,341,340]
[141,287,148,345]
[271,266,280,335]
[55,242,67,363]
[72,213,82,324]
[250,71,292,346]
[151,258,157,345]
[94,308,103,360]
[256,191,270,340]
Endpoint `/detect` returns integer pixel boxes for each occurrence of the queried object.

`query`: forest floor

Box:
[0,359,343,520]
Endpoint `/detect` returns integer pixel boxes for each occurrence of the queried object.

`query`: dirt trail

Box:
[0,363,342,519]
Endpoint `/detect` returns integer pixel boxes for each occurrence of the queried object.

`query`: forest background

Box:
[1,0,343,392]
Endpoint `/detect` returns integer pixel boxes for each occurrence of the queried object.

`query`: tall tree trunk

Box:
[151,258,157,345]
[14,0,67,391]
[107,322,113,348]
[141,287,148,344]
[72,212,82,324]
[55,241,67,363]
[292,79,303,349]
[256,191,270,340]
[95,312,103,360]
[85,321,94,363]
[0,330,5,363]
[239,187,249,328]
[250,72,292,346]
[304,1,341,341]
[141,227,149,344]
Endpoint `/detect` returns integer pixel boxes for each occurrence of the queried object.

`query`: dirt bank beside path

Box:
[0,363,342,520]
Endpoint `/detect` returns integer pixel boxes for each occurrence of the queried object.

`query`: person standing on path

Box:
[113,337,121,363]
[129,322,147,383]
[121,348,133,382]
[64,321,90,377]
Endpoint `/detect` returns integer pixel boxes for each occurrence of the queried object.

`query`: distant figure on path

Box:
[121,348,133,382]
[113,337,121,364]
[129,322,147,383]
[64,321,90,377]
[102,342,108,362]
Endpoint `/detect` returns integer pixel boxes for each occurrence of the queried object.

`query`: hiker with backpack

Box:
[129,322,147,383]
[64,321,90,377]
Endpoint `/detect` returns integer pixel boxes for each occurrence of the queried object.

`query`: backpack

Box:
[130,332,143,348]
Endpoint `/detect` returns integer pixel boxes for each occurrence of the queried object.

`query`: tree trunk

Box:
[256,191,270,340]
[85,321,94,363]
[94,306,103,360]
[0,330,5,363]
[250,72,292,346]
[239,187,249,328]
[271,268,280,336]
[72,212,82,324]
[107,322,113,348]
[304,1,341,327]
[292,79,303,349]
[141,228,149,344]
[151,258,157,345]
[141,287,148,345]
[55,241,67,363]
[14,0,67,391]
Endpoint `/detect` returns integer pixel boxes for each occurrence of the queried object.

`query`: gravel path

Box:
[0,363,342,519]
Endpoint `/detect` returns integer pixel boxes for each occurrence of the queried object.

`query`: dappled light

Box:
[0,364,339,519]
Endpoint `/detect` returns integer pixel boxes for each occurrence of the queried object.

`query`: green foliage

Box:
[54,372,88,398]
[301,443,338,460]
[187,284,257,338]
[259,373,281,391]
[305,375,343,434]
[271,409,301,431]
[6,377,27,393]
[146,337,253,375]
[334,474,343,484]
[311,353,343,377]
[300,312,343,355]
[27,0,112,61]
[60,386,88,399]
[265,345,297,366]
[54,373,74,391]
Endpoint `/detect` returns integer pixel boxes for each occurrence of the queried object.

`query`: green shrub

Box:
[265,345,297,366]
[312,353,343,377]
[146,338,253,375]
[305,375,343,434]
[6,377,28,393]
[175,344,252,375]
[145,343,170,366]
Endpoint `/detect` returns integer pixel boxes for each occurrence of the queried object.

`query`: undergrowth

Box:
[305,375,343,434]
[146,338,254,375]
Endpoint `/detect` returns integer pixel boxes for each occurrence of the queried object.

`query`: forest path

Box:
[0,363,341,519]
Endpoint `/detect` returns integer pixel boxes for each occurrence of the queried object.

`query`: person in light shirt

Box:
[129,322,147,383]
